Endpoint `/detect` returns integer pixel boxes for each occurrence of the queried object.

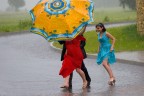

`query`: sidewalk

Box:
[87,51,144,65]
[115,51,144,64]
[50,42,144,65]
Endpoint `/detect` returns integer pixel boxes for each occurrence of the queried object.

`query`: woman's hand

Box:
[110,47,114,52]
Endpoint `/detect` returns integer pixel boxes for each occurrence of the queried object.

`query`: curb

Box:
[0,30,30,37]
[88,21,136,26]
[50,42,144,66]
[0,21,136,36]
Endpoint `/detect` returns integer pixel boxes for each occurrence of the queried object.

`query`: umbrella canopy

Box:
[30,0,94,41]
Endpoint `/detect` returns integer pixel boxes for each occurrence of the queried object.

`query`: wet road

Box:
[0,30,144,96]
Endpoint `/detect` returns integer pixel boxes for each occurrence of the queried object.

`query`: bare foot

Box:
[82,81,87,89]
[60,84,69,88]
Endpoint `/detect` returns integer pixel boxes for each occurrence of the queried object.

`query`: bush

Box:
[18,20,32,30]
[103,16,110,22]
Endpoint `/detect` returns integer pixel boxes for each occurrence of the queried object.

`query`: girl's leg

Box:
[61,75,70,88]
[107,63,115,79]
[102,60,115,85]
[76,68,87,88]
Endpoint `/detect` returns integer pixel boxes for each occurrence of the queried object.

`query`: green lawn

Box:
[0,8,136,32]
[0,12,30,25]
[93,9,136,23]
[0,11,31,32]
[53,25,144,53]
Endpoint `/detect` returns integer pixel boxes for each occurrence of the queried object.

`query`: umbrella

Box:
[30,0,94,41]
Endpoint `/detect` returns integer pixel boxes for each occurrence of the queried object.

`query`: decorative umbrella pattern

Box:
[30,0,94,41]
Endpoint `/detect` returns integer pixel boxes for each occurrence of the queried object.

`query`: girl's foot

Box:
[82,81,88,88]
[60,84,69,88]
[108,77,116,86]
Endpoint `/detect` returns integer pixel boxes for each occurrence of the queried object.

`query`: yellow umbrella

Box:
[30,0,94,41]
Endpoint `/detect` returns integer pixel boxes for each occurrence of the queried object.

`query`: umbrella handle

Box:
[79,25,87,35]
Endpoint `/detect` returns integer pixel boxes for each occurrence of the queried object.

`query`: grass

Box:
[0,8,136,32]
[93,8,136,23]
[53,25,144,53]
[0,11,32,32]
[0,12,30,25]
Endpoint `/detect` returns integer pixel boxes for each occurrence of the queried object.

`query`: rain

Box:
[0,0,122,11]
[0,0,136,32]
[0,0,144,96]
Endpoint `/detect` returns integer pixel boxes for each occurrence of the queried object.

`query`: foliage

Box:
[18,20,32,31]
[103,16,110,22]
[119,0,136,10]
[7,0,25,11]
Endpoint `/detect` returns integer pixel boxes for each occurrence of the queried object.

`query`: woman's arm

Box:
[80,40,86,48]
[97,42,100,53]
[79,25,87,35]
[58,41,65,45]
[106,32,116,51]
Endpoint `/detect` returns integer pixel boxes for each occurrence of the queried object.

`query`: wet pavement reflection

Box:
[0,33,144,96]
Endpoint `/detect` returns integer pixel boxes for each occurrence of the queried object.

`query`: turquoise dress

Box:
[96,32,116,65]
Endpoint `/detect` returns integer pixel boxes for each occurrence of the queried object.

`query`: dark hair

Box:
[95,23,106,32]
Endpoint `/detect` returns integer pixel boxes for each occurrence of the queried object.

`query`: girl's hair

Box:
[96,23,106,32]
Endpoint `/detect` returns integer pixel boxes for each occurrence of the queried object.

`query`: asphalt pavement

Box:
[0,31,144,96]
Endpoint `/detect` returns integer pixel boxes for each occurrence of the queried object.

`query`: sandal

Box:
[108,78,116,86]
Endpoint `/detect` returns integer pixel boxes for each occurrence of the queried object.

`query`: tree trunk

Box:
[136,0,144,35]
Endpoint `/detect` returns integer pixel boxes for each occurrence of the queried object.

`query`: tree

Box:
[119,0,136,10]
[119,0,126,9]
[8,0,25,11]
[136,0,144,35]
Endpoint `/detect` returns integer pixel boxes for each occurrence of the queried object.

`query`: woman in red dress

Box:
[59,35,87,89]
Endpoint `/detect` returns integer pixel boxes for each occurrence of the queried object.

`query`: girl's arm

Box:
[80,40,86,48]
[79,25,87,35]
[97,42,100,53]
[97,33,100,53]
[106,32,116,51]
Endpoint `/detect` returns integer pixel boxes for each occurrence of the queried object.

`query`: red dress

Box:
[59,35,86,78]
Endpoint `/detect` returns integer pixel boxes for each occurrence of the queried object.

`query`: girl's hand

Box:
[110,47,114,52]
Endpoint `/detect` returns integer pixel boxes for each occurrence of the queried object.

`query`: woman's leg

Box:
[81,61,91,83]
[102,60,115,85]
[61,75,70,88]
[76,68,87,88]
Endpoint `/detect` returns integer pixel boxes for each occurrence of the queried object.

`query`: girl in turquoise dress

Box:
[96,23,116,85]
